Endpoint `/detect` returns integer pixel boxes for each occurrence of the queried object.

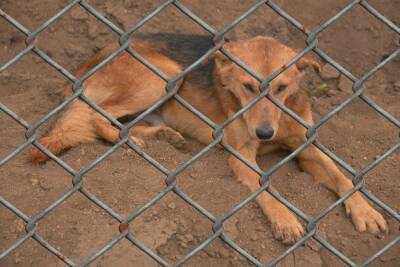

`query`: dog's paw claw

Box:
[271,216,304,245]
[130,136,146,149]
[346,199,388,235]
[157,128,186,149]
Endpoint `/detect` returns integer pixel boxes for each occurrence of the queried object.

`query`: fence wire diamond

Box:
[1,0,399,266]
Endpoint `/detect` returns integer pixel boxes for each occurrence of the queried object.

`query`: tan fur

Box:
[31,36,388,244]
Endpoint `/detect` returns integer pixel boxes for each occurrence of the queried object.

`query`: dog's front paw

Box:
[157,127,186,149]
[345,194,388,235]
[130,136,147,149]
[271,213,304,245]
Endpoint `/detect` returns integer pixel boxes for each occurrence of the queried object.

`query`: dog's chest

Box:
[257,142,280,155]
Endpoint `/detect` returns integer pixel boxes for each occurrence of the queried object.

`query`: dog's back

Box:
[136,33,216,89]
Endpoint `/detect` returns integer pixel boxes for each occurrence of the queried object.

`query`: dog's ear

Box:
[214,51,233,69]
[296,55,321,73]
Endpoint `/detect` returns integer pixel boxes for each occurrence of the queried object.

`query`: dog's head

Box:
[214,36,320,141]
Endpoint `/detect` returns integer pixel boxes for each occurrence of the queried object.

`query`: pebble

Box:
[64,43,85,58]
[294,247,323,267]
[179,241,188,248]
[320,64,340,80]
[393,81,400,92]
[250,232,258,241]
[13,220,25,233]
[39,180,52,191]
[306,239,322,252]
[14,255,21,264]
[326,88,338,97]
[168,202,176,209]
[380,247,400,262]
[87,23,98,40]
[70,8,89,21]
[218,248,231,258]
[29,178,39,187]
[338,75,353,94]
[0,70,11,79]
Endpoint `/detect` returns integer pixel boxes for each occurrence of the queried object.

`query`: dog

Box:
[31,34,388,244]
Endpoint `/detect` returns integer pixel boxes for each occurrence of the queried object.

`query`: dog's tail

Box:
[30,100,97,164]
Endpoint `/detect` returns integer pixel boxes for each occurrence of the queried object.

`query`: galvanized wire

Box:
[1,0,399,266]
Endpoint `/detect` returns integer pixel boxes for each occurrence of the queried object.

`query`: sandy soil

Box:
[0,0,399,266]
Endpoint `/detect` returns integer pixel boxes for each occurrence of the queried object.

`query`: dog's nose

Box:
[255,126,274,140]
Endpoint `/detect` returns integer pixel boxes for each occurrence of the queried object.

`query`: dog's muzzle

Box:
[255,125,274,140]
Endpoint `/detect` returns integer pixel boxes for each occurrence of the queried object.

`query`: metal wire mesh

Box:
[0,0,399,266]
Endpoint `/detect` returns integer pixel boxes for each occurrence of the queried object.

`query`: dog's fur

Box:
[31,35,387,244]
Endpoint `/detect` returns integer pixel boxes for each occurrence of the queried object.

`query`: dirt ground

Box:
[0,0,399,266]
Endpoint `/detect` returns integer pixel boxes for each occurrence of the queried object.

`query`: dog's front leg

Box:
[292,141,388,234]
[228,142,304,244]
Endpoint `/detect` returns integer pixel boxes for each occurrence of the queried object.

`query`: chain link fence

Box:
[0,0,399,266]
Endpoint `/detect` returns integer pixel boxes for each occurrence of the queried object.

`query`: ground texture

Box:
[0,0,399,266]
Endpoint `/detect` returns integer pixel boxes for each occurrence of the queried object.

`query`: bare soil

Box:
[0,0,399,266]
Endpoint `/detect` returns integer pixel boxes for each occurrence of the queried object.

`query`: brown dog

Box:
[31,35,387,244]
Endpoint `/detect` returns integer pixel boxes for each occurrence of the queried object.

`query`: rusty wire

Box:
[0,0,399,266]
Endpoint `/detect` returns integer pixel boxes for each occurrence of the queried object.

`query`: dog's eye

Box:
[276,84,288,93]
[244,83,255,93]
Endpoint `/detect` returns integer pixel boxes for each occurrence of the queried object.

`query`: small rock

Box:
[179,241,188,248]
[250,232,258,241]
[82,208,91,215]
[48,25,57,33]
[320,64,340,80]
[14,256,21,264]
[294,247,323,267]
[224,218,239,240]
[70,8,88,21]
[393,81,400,92]
[105,3,128,27]
[39,180,52,191]
[29,178,39,186]
[338,75,353,94]
[87,23,98,39]
[64,43,85,58]
[162,222,178,236]
[218,248,231,258]
[380,246,400,262]
[306,239,322,252]
[124,0,134,8]
[167,202,176,209]
[13,220,25,233]
[326,88,338,97]
[1,70,12,83]
[1,70,11,78]
[184,234,194,242]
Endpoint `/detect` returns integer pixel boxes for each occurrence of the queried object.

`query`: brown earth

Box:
[0,0,399,266]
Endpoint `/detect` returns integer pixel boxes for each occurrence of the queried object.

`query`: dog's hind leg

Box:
[94,111,186,149]
[130,125,186,149]
[229,142,305,244]
[91,108,146,148]
[30,100,98,163]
